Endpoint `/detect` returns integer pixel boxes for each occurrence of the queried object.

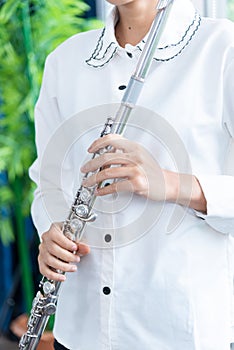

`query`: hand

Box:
[81,134,207,213]
[38,223,90,281]
[81,134,169,201]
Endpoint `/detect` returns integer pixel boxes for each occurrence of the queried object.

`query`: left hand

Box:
[80,134,172,202]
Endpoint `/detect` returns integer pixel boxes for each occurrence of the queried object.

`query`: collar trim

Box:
[85,4,201,68]
[142,12,201,62]
[86,27,118,68]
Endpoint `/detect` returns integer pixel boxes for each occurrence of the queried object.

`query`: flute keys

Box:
[70,218,83,233]
[101,117,114,136]
[75,204,89,218]
[43,281,55,295]
[80,187,92,203]
[44,303,57,316]
[97,148,105,155]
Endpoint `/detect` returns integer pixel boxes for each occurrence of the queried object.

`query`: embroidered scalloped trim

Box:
[139,13,202,62]
[141,12,200,50]
[85,11,201,68]
[156,15,201,62]
[86,46,118,68]
[86,27,119,67]
[87,28,105,60]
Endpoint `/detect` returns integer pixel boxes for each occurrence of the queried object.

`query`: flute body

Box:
[19,1,174,348]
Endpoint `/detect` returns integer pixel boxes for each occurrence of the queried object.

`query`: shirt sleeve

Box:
[29,53,72,237]
[195,58,234,235]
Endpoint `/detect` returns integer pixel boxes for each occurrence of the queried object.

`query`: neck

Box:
[115,1,158,47]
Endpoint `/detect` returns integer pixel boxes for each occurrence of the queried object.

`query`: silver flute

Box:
[19,1,174,349]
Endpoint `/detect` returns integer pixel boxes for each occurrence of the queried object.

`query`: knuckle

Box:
[41,231,48,242]
[38,242,43,253]
[46,254,54,267]
[134,173,144,188]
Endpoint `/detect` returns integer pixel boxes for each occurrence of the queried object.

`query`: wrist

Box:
[163,170,207,213]
[163,170,179,203]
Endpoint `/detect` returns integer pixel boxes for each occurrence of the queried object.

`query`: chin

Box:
[105,0,133,5]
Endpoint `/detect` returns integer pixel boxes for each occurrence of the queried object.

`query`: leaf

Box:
[0,185,14,206]
[0,0,101,243]
[0,0,21,24]
[0,217,14,245]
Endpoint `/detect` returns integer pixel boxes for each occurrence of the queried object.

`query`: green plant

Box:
[0,0,102,312]
[228,0,234,20]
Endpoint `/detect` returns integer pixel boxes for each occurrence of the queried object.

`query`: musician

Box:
[29,0,234,349]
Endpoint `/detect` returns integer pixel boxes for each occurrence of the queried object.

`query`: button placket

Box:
[100,201,115,349]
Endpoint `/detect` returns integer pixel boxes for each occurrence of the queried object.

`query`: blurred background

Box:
[0,0,233,349]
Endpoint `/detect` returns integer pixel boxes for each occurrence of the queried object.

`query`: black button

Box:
[103,286,111,295]
[127,52,133,58]
[104,234,112,243]
[118,85,127,90]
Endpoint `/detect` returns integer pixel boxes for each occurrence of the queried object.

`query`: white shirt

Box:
[29,1,234,349]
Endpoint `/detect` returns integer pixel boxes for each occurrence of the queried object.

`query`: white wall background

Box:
[192,0,227,17]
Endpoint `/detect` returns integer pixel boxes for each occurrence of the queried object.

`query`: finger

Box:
[95,179,135,196]
[39,260,66,282]
[38,247,79,280]
[88,134,135,154]
[44,253,78,273]
[82,165,134,188]
[46,242,81,264]
[81,153,132,174]
[43,225,78,252]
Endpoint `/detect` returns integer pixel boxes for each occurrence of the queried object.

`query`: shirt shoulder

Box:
[200,17,234,46]
[46,27,105,64]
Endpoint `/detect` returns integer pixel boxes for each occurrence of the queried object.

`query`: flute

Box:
[19,1,174,348]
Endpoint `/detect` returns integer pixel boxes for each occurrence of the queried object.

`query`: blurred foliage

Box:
[228,0,234,20]
[0,0,102,244]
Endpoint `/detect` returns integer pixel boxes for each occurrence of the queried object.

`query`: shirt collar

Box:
[85,0,201,68]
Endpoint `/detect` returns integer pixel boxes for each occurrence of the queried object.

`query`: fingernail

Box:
[76,256,80,263]
[72,245,77,251]
[60,275,66,281]
[71,265,77,271]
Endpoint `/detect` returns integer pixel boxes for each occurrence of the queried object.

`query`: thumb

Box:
[77,242,91,256]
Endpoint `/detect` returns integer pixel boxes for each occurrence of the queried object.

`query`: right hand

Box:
[38,223,90,281]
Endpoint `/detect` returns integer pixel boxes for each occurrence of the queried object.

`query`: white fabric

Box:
[29,0,234,349]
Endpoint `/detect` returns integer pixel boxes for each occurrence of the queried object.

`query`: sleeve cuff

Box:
[194,174,234,234]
